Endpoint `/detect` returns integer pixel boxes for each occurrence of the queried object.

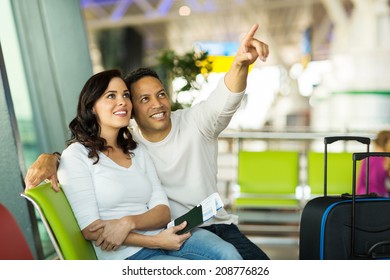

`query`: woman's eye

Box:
[107,93,115,99]
[123,93,130,99]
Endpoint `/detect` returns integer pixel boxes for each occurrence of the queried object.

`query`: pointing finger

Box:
[242,24,259,52]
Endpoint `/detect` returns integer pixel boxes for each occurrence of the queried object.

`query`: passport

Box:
[167,192,224,234]
[171,205,203,235]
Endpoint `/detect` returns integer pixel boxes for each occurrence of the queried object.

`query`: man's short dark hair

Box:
[124,67,162,89]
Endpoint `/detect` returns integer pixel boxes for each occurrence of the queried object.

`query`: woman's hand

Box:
[152,222,191,250]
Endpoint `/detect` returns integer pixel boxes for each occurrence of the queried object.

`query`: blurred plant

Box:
[157,49,213,109]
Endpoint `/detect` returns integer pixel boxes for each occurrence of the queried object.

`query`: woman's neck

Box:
[100,130,119,148]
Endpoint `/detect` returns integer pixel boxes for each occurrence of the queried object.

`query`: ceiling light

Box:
[179,5,191,16]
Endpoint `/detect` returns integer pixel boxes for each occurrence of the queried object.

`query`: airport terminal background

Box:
[1,0,390,260]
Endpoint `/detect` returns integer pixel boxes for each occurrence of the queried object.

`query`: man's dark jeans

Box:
[201,223,270,260]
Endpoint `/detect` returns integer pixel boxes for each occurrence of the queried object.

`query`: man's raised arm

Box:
[224,23,269,93]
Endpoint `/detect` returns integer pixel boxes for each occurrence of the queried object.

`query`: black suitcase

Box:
[299,136,390,259]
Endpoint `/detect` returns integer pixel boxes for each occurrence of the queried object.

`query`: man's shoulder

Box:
[171,106,199,121]
[132,144,145,157]
[171,108,187,117]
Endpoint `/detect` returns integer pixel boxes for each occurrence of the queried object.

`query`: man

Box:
[25,24,270,259]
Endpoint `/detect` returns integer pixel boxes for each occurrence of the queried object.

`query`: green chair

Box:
[234,150,301,209]
[307,151,362,197]
[21,182,97,260]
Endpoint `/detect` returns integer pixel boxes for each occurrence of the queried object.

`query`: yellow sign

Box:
[209,56,254,73]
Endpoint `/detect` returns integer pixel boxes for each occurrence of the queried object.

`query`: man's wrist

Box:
[52,152,61,167]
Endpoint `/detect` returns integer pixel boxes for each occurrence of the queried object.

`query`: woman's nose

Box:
[117,96,127,105]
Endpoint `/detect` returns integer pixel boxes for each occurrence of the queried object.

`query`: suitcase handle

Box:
[351,152,390,258]
[353,152,390,161]
[368,240,390,259]
[324,136,371,145]
[323,136,371,196]
[352,152,390,195]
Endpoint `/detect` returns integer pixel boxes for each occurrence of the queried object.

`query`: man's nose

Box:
[151,98,163,108]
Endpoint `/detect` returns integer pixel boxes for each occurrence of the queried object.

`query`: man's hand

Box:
[91,219,132,251]
[24,153,60,191]
[235,23,269,66]
[225,23,269,93]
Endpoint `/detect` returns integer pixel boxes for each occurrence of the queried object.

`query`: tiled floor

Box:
[248,236,299,260]
[235,209,302,260]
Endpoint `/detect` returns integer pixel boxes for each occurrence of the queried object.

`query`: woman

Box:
[57,69,242,260]
[357,130,390,197]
